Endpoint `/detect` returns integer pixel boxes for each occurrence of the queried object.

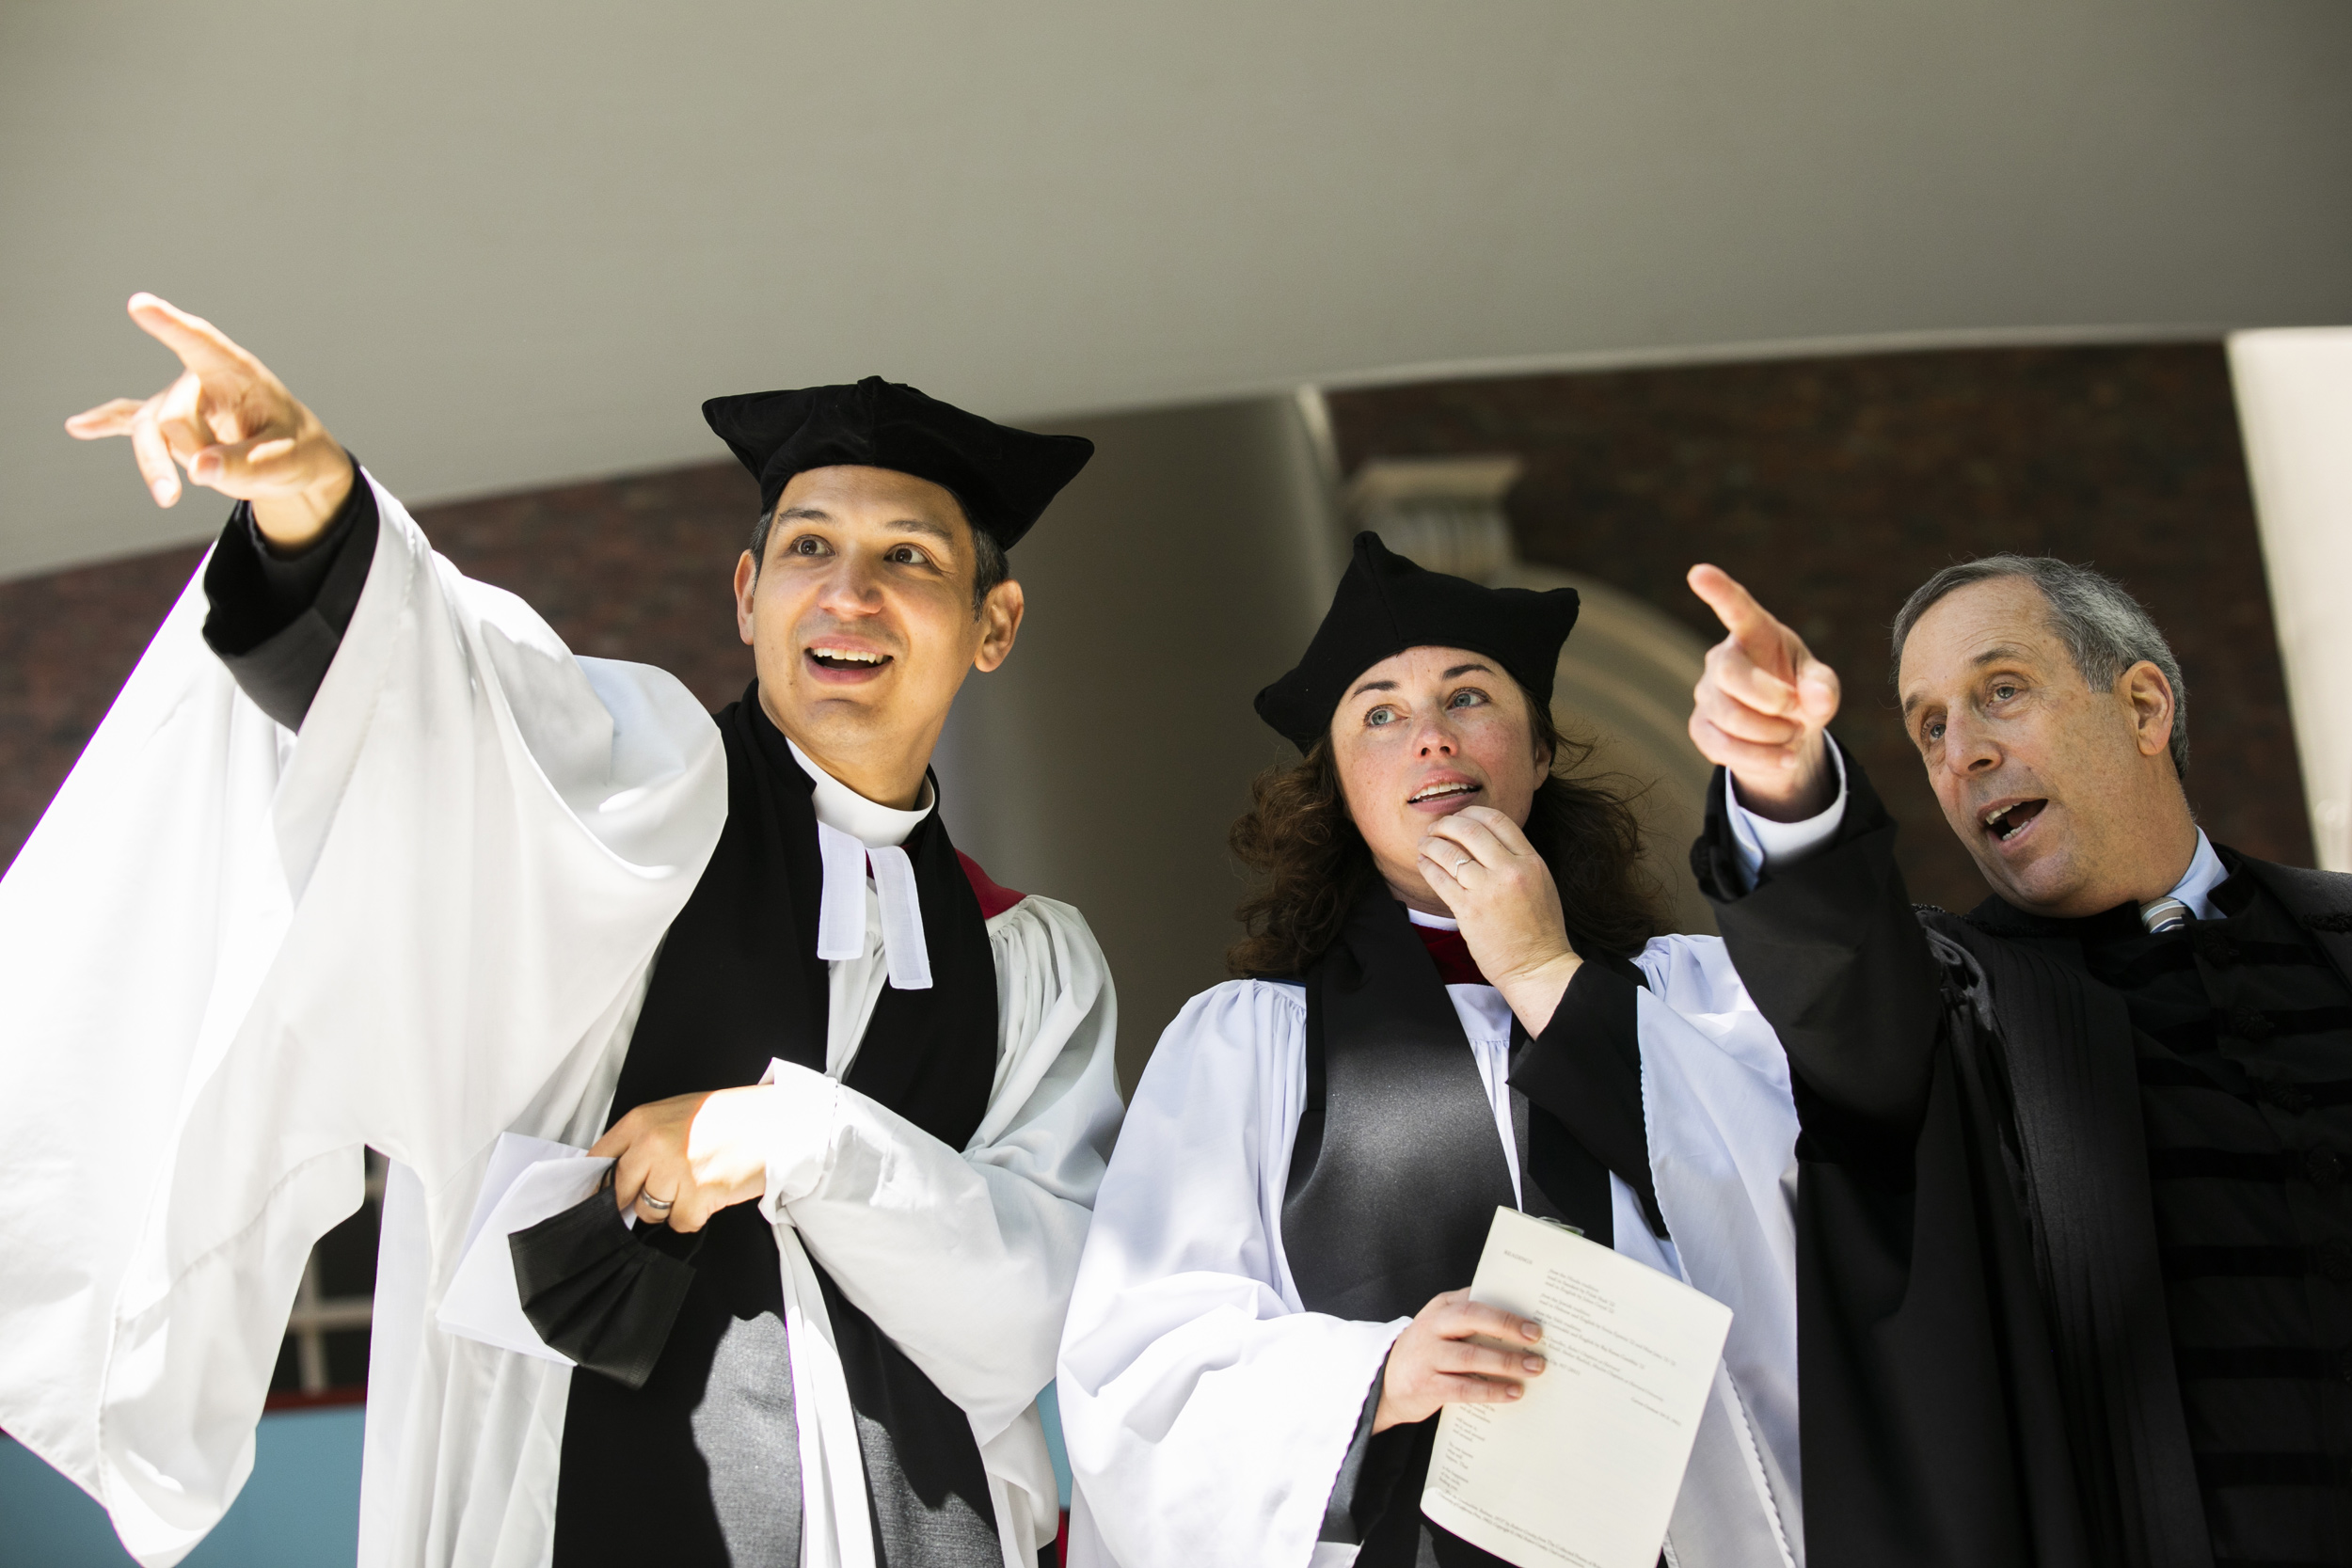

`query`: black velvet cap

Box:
[1255,532,1581,750]
[703,376,1093,549]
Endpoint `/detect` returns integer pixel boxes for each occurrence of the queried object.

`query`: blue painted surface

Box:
[0,1407,364,1568]
[1037,1382,1073,1510]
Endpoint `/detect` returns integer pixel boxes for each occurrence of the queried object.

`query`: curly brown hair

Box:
[1227,693,1665,977]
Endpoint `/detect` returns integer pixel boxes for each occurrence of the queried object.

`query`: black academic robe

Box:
[1692,745,2352,1568]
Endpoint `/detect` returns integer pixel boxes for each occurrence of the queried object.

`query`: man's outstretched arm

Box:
[198,467,377,730]
[69,295,379,729]
[1685,564,1945,1144]
[67,294,354,545]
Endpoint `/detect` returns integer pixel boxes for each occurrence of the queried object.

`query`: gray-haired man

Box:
[1680,557,2352,1568]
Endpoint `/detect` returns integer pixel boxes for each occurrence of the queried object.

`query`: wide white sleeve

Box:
[1056,981,1405,1568]
[754,891,1123,1443]
[1634,934,1806,1564]
[0,475,724,1566]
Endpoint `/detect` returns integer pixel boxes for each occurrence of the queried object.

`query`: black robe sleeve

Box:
[1694,745,2111,1568]
[1317,1370,1386,1545]
[1511,956,1666,1237]
[199,453,378,731]
[1692,741,1946,1161]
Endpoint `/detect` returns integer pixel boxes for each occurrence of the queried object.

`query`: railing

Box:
[273,1150,383,1404]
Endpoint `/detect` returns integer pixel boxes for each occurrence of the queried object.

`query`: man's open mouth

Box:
[807,645,891,672]
[1409,781,1480,805]
[1981,800,2047,843]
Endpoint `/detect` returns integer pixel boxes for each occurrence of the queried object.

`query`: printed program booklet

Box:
[1420,1207,1732,1568]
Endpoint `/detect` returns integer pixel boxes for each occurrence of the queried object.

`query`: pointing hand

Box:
[66,294,351,550]
[1686,563,1841,820]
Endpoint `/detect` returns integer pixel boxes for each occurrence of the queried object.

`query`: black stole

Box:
[551,686,1006,1568]
[1280,891,1654,1568]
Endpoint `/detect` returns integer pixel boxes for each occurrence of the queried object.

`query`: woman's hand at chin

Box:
[1419,804,1583,1035]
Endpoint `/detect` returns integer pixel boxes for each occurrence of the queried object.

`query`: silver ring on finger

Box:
[1455,854,1474,875]
[639,1191,675,1213]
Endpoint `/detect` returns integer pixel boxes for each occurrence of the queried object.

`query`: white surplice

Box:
[1056,926,1804,1568]
[0,475,1121,1568]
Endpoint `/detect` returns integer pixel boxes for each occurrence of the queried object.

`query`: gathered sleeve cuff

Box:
[1719,741,1850,893]
[199,451,378,730]
[758,893,1123,1442]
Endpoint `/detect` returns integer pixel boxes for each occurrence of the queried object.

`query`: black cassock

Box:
[553,688,1011,1567]
[1693,745,2352,1568]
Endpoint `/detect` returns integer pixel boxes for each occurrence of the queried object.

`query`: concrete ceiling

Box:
[5,0,2349,579]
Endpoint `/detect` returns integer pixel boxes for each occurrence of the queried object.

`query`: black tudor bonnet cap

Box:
[702,376,1094,550]
[1254,532,1581,751]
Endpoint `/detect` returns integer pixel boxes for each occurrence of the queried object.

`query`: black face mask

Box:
[509,1178,706,1391]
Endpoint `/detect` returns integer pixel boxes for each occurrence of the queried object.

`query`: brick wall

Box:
[1326,343,2312,915]
[0,542,206,873]
[0,462,762,874]
[5,343,2313,920]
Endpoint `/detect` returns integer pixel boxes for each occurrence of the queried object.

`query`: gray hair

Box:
[1890,555,2189,778]
[750,495,1009,616]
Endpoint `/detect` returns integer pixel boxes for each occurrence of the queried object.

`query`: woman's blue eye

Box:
[1449,689,1486,708]
[1366,707,1395,726]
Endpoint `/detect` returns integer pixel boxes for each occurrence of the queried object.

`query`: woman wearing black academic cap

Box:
[1057,536,1806,1568]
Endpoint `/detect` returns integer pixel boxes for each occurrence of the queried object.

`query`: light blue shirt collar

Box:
[2167,830,2228,922]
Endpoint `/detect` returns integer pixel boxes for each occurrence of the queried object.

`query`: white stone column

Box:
[2230,328,2352,871]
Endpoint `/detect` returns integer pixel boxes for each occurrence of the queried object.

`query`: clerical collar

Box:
[784,736,937,989]
[786,738,934,849]
[1405,905,1489,987]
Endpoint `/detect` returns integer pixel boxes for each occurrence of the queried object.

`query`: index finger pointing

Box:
[64,398,149,439]
[1686,563,1777,644]
[125,293,254,377]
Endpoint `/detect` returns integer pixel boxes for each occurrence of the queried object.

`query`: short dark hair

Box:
[749,491,1009,617]
[1890,554,2189,778]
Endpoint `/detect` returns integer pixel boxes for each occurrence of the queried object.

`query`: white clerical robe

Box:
[1056,926,1804,1568]
[0,474,1121,1568]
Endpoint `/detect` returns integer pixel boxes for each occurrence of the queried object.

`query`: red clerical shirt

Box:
[1411,921,1489,987]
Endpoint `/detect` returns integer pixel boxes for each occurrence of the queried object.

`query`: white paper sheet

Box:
[1421,1208,1733,1568]
[435,1133,617,1363]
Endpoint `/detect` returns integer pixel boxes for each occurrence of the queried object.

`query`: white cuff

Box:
[756,1057,843,1215]
[1724,743,1850,891]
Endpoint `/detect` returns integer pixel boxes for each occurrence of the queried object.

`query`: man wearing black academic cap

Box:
[1057,536,1805,1568]
[3,294,1122,1568]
